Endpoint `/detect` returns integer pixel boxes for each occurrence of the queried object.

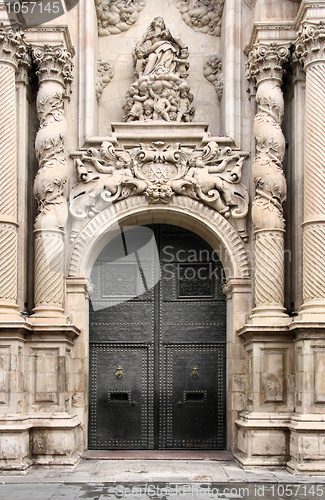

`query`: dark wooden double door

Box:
[89,224,226,449]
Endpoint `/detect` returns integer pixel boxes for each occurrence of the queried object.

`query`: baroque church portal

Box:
[0,0,325,473]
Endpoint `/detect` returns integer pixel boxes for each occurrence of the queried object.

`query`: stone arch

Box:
[68,196,250,281]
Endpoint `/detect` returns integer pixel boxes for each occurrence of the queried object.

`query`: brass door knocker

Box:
[191,366,199,379]
[115,365,124,379]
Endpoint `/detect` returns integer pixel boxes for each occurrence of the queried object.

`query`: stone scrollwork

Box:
[96,58,114,102]
[175,0,225,37]
[70,140,249,241]
[203,55,223,100]
[96,0,146,36]
[122,17,195,123]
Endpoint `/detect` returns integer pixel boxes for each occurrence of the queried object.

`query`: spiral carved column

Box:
[296,21,325,319]
[32,45,73,317]
[246,43,290,323]
[0,25,27,319]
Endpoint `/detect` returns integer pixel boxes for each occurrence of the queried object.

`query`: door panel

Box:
[89,224,226,449]
[89,345,152,449]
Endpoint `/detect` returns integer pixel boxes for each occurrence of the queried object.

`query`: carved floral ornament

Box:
[70,140,249,241]
[295,20,325,66]
[245,42,290,84]
[32,44,74,95]
[0,22,29,68]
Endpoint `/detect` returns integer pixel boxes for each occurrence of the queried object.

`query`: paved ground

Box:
[1,458,325,499]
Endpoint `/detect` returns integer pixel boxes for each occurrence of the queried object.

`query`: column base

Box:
[31,305,66,320]
[287,414,325,473]
[0,417,31,471]
[234,412,291,467]
[0,414,82,470]
[249,305,290,326]
[0,301,24,322]
[297,300,325,322]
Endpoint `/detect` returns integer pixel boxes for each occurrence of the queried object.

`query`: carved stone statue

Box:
[96,59,114,102]
[203,55,223,100]
[122,17,196,122]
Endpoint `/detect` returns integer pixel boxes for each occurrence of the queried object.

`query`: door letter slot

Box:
[108,391,130,403]
[184,391,207,403]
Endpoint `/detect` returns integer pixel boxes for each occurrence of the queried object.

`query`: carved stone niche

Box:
[69,123,249,242]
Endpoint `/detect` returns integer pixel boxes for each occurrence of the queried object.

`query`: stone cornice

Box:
[295,0,325,29]
[0,22,28,69]
[247,22,296,50]
[245,42,290,85]
[296,20,325,67]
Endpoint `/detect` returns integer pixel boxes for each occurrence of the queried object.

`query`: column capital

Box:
[0,23,28,70]
[246,42,290,85]
[296,20,325,68]
[32,44,74,96]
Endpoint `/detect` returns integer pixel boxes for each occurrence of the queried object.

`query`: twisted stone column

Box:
[296,21,325,319]
[0,24,28,319]
[246,43,290,323]
[32,45,73,317]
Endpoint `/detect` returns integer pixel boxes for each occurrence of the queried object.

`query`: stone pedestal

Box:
[234,326,294,466]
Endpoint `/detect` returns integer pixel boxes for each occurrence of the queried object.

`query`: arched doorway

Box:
[88,224,226,449]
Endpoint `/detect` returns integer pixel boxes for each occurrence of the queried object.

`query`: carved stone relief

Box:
[203,55,223,100]
[96,0,146,36]
[175,0,224,36]
[122,17,195,123]
[246,43,289,231]
[70,139,249,241]
[96,58,114,102]
[32,44,74,315]
[246,42,289,319]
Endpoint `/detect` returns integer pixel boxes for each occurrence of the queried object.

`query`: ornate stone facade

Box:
[1,0,325,475]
